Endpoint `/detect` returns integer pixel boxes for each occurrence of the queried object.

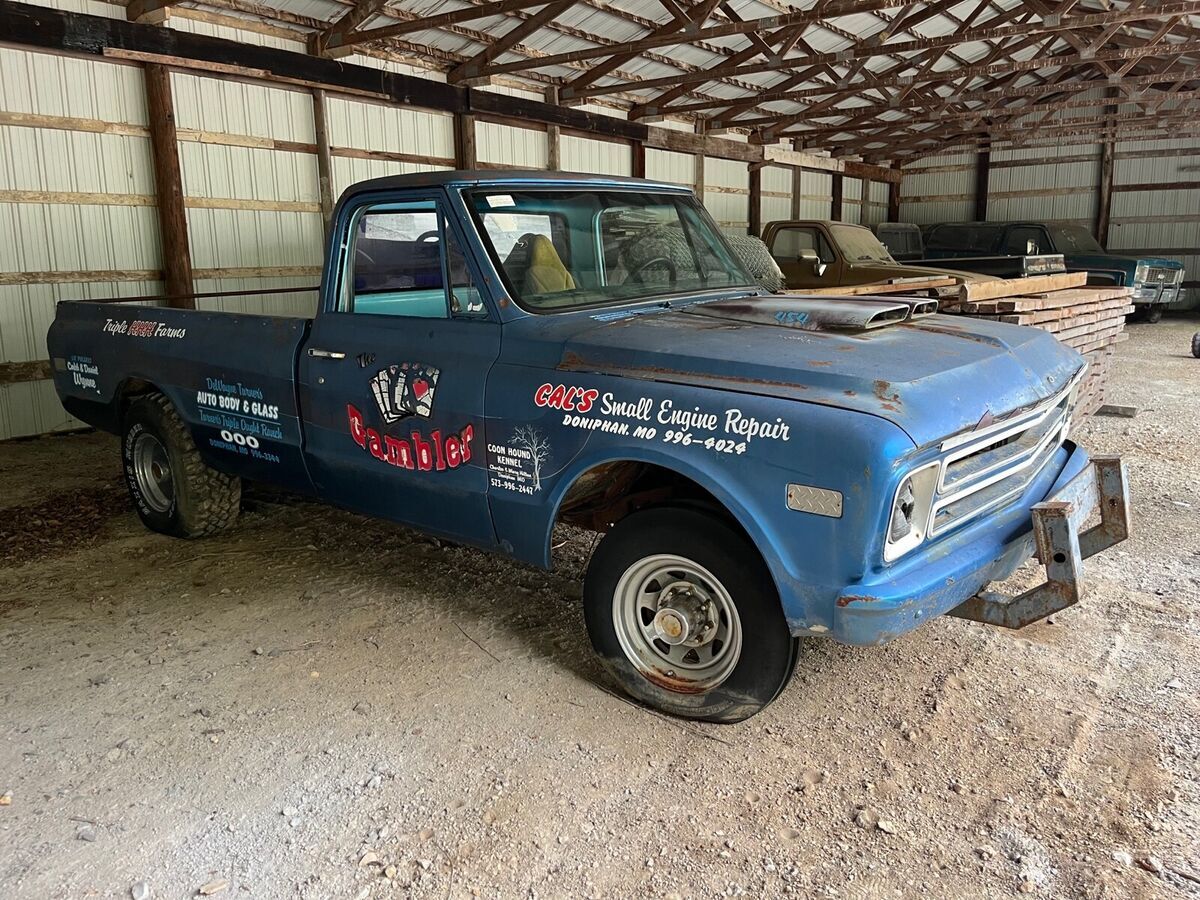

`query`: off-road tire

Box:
[1192,331,1200,358]
[583,507,799,723]
[122,393,241,538]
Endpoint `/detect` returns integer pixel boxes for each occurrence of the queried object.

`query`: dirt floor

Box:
[1,318,1198,900]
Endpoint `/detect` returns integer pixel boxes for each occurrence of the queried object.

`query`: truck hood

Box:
[847,259,989,283]
[556,296,1083,448]
[1070,253,1183,272]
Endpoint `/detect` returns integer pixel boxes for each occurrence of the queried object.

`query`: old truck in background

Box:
[921,221,1185,322]
[48,172,1130,723]
[762,219,1064,293]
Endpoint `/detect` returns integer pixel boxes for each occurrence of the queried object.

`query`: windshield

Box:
[1047,224,1104,254]
[831,224,894,262]
[465,188,756,311]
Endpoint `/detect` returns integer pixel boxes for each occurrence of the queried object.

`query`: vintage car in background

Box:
[761,219,1063,292]
[922,221,1185,322]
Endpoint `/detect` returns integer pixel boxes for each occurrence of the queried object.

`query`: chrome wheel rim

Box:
[132,433,174,513]
[612,554,743,693]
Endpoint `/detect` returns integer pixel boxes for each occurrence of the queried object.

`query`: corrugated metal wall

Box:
[1111,137,1200,309]
[898,152,976,224]
[989,142,1100,228]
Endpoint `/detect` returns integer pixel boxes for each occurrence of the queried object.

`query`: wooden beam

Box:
[312,88,334,236]
[142,64,193,308]
[323,0,565,55]
[309,0,389,58]
[974,145,990,221]
[631,140,646,179]
[455,113,477,168]
[0,0,901,182]
[747,164,761,237]
[549,3,1200,100]
[790,163,802,220]
[447,0,577,84]
[830,174,844,222]
[0,360,54,386]
[126,0,179,24]
[887,179,900,222]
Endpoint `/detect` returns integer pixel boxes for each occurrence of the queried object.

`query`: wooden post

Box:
[693,121,705,204]
[631,141,646,179]
[455,113,477,169]
[143,63,193,307]
[790,144,803,220]
[544,86,560,171]
[887,178,901,222]
[974,144,990,221]
[830,173,844,221]
[1096,139,1114,248]
[748,164,761,236]
[312,88,334,237]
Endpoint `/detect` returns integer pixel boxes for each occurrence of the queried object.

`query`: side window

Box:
[342,201,448,318]
[770,227,834,263]
[443,215,486,316]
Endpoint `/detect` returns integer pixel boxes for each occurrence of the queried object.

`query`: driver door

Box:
[297,192,501,547]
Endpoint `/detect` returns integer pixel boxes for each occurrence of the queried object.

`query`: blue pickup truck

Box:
[47,172,1130,722]
[922,221,1185,323]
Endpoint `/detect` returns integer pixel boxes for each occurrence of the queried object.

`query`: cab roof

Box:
[340,169,687,202]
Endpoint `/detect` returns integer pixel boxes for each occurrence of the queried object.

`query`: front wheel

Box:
[583,507,799,723]
[1144,305,1164,324]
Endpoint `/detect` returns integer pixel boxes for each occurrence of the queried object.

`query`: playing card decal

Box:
[370,362,440,422]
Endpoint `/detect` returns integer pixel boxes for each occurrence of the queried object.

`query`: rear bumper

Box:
[829,443,1129,646]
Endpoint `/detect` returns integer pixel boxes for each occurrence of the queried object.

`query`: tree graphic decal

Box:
[511,425,550,492]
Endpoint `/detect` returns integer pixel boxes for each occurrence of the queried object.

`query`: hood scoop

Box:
[684,296,922,332]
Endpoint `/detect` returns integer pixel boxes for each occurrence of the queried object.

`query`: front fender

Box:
[483,365,915,631]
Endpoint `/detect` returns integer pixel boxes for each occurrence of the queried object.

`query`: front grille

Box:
[1146,266,1180,285]
[928,387,1073,537]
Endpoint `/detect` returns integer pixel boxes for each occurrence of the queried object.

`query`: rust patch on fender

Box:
[836,594,881,608]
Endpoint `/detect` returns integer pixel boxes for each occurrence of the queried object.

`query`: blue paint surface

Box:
[48,173,1095,646]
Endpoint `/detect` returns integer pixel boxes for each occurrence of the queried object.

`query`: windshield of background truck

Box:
[467,189,755,311]
[831,224,894,262]
[1047,224,1106,254]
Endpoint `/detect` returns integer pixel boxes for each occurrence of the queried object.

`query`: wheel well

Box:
[555,460,741,536]
[114,378,160,420]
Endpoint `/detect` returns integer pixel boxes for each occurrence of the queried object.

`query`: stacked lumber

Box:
[797,276,958,296]
[944,272,1132,417]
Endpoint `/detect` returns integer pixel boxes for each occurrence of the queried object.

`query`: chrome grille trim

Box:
[926,370,1083,537]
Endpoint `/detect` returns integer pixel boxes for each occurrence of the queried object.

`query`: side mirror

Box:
[798,247,828,277]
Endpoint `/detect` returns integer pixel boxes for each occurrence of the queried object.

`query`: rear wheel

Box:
[122,393,241,538]
[583,507,799,723]
[1192,332,1200,359]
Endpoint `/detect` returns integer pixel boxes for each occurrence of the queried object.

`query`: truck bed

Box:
[47,299,315,493]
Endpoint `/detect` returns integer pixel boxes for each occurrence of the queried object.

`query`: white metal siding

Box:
[704,156,749,235]
[899,152,975,224]
[795,170,832,220]
[760,166,791,228]
[476,120,547,169]
[645,148,694,188]
[560,135,632,176]
[989,142,1100,227]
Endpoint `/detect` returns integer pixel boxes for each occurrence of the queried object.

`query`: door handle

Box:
[308,348,346,360]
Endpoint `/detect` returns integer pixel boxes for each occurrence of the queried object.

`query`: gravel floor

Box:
[0,318,1197,900]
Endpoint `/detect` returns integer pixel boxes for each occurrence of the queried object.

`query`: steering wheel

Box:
[417,230,440,242]
[626,255,678,288]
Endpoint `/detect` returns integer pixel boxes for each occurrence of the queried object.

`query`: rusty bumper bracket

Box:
[948,455,1130,630]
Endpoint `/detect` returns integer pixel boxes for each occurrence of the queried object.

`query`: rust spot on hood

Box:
[873,379,901,405]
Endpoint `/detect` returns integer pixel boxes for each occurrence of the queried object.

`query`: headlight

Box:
[1134,262,1149,283]
[883,462,940,562]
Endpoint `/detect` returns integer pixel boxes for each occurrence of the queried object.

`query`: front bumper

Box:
[830,445,1130,645]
